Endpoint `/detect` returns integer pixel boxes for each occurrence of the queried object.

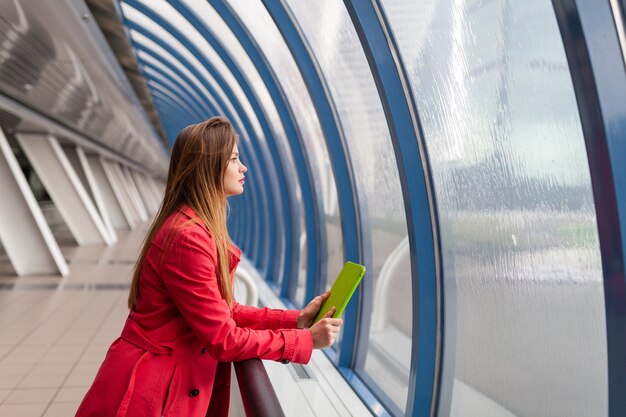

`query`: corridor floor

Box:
[0,225,148,417]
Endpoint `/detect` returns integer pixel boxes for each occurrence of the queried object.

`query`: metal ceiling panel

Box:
[0,0,167,174]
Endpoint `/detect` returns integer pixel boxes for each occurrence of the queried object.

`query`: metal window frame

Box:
[150,94,195,132]
[207,0,327,305]
[135,52,258,260]
[139,61,215,117]
[168,0,304,300]
[151,88,261,259]
[151,96,188,137]
[551,1,626,416]
[147,83,206,121]
[135,56,265,258]
[343,2,443,416]
[262,0,369,373]
[150,98,180,140]
[120,7,273,267]
[228,193,245,246]
[134,0,294,284]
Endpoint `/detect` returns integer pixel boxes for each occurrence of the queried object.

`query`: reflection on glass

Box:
[286,0,411,413]
[380,0,607,416]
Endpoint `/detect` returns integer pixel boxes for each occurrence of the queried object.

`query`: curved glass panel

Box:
[131,32,224,117]
[225,0,343,306]
[138,53,213,116]
[380,1,607,416]
[145,79,206,120]
[122,2,282,275]
[124,9,233,124]
[286,0,411,413]
[180,0,305,298]
[129,0,264,138]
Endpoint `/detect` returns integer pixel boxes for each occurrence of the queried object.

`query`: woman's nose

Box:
[241,164,247,173]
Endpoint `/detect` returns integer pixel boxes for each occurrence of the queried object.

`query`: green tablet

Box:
[314,261,366,323]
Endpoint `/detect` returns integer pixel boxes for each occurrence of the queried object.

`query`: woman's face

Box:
[223,144,247,196]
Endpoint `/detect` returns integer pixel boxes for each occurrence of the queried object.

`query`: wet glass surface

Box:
[286,1,412,412]
[227,0,344,306]
[381,0,607,415]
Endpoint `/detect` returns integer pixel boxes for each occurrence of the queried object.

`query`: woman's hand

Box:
[309,308,343,349]
[297,291,330,328]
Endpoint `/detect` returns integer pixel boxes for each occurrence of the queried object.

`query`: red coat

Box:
[75,205,313,417]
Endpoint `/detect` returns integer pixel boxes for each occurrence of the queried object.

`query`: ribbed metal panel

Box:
[0,0,167,173]
[84,0,168,145]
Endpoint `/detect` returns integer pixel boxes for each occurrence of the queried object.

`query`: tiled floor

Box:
[0,225,147,417]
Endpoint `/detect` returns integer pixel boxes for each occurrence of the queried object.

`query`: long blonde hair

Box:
[128,116,237,309]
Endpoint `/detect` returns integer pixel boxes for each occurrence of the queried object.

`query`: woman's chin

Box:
[226,187,244,197]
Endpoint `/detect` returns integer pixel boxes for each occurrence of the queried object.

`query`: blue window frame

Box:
[137,61,266,262]
[207,0,327,305]
[148,82,263,261]
[119,2,276,269]
[342,2,441,416]
[262,0,367,373]
[167,0,305,301]
[133,35,258,260]
[552,1,626,415]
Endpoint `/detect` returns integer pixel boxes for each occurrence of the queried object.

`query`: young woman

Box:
[75,116,342,417]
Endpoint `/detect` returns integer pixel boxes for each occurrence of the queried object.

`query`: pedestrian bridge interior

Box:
[0,0,626,416]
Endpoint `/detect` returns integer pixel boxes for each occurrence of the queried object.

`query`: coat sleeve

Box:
[232,303,301,331]
[160,226,313,364]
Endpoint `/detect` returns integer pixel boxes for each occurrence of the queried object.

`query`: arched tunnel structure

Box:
[0,1,625,416]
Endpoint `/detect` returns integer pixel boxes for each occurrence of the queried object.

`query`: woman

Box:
[75,117,342,417]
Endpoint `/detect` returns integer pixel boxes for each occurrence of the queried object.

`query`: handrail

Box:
[234,359,285,417]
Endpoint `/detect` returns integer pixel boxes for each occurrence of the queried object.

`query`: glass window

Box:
[123,8,233,122]
[179,0,306,300]
[225,0,343,307]
[380,1,607,416]
[285,1,411,413]
[177,0,306,292]
[122,2,281,276]
[138,52,213,116]
[129,0,264,139]
[131,32,225,116]
[145,79,207,120]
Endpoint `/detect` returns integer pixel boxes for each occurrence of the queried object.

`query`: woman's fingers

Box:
[320,317,342,330]
[324,306,336,318]
[310,309,343,349]
[312,291,330,308]
[321,316,341,324]
[326,318,343,328]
